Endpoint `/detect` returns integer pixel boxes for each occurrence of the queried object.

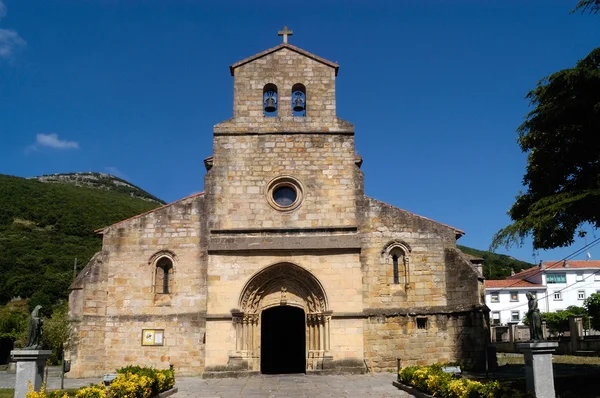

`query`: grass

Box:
[497,353,600,366]
[0,389,12,398]
[495,354,600,398]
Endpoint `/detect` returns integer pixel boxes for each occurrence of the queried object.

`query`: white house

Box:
[484,260,600,325]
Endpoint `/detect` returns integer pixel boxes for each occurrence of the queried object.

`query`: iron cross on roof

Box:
[278,26,293,43]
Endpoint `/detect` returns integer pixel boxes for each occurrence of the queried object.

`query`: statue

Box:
[23,305,44,350]
[526,293,543,341]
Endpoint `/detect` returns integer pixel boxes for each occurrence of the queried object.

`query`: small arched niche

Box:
[263,83,278,117]
[291,83,306,117]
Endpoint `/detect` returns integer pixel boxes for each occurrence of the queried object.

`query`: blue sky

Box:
[1,0,599,264]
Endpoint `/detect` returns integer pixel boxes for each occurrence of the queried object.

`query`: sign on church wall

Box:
[141,329,164,346]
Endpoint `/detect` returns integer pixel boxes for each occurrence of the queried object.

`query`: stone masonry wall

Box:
[359,197,458,309]
[232,47,336,120]
[206,134,361,231]
[68,195,208,377]
[364,310,488,371]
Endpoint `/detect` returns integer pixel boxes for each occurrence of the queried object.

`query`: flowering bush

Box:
[109,373,153,398]
[74,384,108,398]
[116,365,175,394]
[398,364,531,398]
[26,365,174,398]
[26,382,68,398]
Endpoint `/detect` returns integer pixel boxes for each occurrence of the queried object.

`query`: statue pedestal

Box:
[11,350,52,398]
[517,342,559,398]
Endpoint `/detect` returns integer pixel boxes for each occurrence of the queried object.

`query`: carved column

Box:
[232,312,243,352]
[405,256,411,288]
[249,313,258,356]
[324,312,332,352]
[319,315,325,353]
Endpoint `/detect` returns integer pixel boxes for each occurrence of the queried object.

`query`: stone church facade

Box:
[68,35,488,378]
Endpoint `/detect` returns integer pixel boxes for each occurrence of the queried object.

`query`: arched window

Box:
[155,257,173,294]
[263,83,278,117]
[382,241,411,288]
[291,83,306,117]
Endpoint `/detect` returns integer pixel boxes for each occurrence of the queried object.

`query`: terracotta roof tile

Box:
[507,260,600,281]
[484,280,544,289]
[229,43,340,76]
[506,266,540,280]
[542,260,600,269]
[95,192,204,233]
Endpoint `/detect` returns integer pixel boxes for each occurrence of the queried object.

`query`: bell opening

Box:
[263,84,278,117]
[291,84,306,117]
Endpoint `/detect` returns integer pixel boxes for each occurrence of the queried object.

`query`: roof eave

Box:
[94,192,205,234]
[229,43,339,76]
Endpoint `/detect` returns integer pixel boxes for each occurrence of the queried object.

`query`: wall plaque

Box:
[141,329,164,346]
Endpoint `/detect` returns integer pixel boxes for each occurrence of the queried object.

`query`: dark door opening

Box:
[261,306,306,374]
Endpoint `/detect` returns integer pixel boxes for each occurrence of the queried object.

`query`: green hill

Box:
[31,172,165,204]
[458,245,536,280]
[0,174,163,306]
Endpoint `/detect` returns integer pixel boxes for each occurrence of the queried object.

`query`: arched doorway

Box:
[261,306,306,374]
[232,262,331,373]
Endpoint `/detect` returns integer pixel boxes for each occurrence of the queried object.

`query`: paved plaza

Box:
[0,370,412,397]
[172,373,412,397]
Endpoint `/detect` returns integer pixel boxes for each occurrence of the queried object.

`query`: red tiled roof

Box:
[94,192,204,233]
[542,260,600,269]
[229,43,340,76]
[506,266,540,280]
[507,260,600,281]
[485,280,544,289]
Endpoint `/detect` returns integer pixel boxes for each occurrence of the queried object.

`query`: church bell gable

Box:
[228,42,340,121]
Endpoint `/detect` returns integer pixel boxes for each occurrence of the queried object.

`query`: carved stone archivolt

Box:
[239,262,328,314]
[231,262,331,367]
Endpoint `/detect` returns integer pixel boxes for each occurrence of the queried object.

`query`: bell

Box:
[293,96,305,112]
[264,96,276,113]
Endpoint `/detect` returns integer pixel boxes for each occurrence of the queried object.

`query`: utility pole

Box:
[73,257,78,279]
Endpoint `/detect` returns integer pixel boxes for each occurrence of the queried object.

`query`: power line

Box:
[487,236,600,294]
[497,266,600,313]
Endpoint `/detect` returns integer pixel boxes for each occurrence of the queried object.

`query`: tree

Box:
[572,0,600,14]
[42,303,75,364]
[584,292,600,330]
[0,300,29,349]
[492,45,600,250]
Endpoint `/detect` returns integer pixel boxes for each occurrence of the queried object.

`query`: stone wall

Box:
[358,197,459,309]
[358,197,488,370]
[205,133,361,231]
[68,194,208,377]
[232,47,336,120]
[364,310,488,371]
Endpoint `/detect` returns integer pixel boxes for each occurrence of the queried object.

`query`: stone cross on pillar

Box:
[278,26,293,43]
